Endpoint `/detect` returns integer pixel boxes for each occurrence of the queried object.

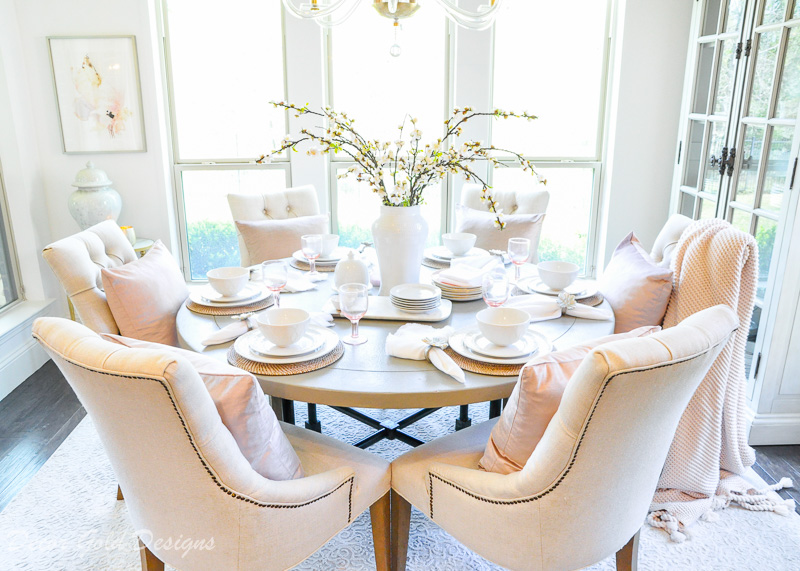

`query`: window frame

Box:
[0,158,22,313]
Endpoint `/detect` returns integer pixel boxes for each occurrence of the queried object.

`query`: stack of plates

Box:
[291,248,346,269]
[390,283,442,313]
[517,276,598,300]
[431,271,483,302]
[189,283,271,307]
[425,246,490,265]
[449,326,552,365]
[234,326,339,364]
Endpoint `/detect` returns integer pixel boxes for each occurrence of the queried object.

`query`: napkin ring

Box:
[557,292,577,314]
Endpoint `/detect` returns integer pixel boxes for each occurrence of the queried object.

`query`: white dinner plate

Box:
[234,326,339,364]
[291,249,344,265]
[248,327,326,358]
[390,283,441,302]
[198,283,262,304]
[517,277,597,299]
[426,246,489,261]
[449,326,553,365]
[189,287,271,308]
[464,329,539,359]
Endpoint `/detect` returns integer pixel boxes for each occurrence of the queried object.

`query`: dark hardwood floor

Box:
[1,360,798,515]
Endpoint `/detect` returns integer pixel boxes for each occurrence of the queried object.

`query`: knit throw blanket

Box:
[647,219,794,541]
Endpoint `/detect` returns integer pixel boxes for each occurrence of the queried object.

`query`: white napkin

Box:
[200,312,333,346]
[505,293,613,323]
[248,266,317,293]
[385,323,465,384]
[436,255,504,288]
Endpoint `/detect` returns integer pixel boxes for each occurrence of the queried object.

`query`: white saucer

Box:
[199,283,261,304]
[449,326,553,365]
[189,287,271,308]
[234,326,338,364]
[464,330,539,359]
[518,277,597,299]
[427,246,489,261]
[292,249,345,265]
[248,328,326,358]
[390,283,441,302]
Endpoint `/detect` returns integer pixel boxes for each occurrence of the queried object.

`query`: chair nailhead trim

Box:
[35,333,354,515]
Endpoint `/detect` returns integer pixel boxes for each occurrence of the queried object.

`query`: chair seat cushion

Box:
[479,325,661,474]
[236,214,328,264]
[454,204,545,260]
[101,241,189,345]
[102,334,304,481]
[598,232,673,333]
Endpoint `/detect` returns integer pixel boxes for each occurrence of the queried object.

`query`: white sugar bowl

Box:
[334,250,370,290]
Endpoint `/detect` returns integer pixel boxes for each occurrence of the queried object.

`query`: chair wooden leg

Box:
[370,492,391,571]
[116,485,124,501]
[139,538,164,571]
[615,530,640,571]
[391,491,411,571]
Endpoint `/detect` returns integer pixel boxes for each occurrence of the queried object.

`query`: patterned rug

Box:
[1,403,799,570]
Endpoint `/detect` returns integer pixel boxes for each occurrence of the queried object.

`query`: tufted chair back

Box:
[227,185,321,266]
[460,183,550,216]
[42,220,137,334]
[649,213,693,268]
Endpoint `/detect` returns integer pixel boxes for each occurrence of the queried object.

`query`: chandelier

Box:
[281,1,503,55]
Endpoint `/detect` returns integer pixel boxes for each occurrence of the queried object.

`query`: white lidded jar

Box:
[334,250,370,290]
[68,161,122,230]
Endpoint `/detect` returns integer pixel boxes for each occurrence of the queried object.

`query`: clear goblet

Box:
[507,237,531,283]
[261,260,288,308]
[301,234,324,281]
[482,267,510,308]
[339,283,369,345]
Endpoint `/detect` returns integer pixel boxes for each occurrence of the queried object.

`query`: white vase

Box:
[69,161,122,230]
[371,204,429,296]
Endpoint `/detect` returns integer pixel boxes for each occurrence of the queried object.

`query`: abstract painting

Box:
[48,36,146,153]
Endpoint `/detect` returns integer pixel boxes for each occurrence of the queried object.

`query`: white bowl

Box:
[476,307,530,346]
[206,266,250,297]
[257,308,310,347]
[537,261,580,291]
[442,232,477,256]
[320,234,340,258]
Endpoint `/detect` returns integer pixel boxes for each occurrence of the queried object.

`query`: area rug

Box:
[1,403,799,570]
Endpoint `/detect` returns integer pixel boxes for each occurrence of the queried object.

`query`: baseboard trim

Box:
[748,413,800,446]
[0,300,56,402]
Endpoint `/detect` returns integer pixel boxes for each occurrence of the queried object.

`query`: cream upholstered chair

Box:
[390,305,738,571]
[649,213,693,268]
[42,220,138,334]
[33,317,392,571]
[227,185,321,266]
[458,183,550,262]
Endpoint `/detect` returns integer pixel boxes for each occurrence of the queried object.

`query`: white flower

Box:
[306,143,324,156]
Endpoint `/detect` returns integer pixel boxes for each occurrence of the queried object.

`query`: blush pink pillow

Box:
[236,214,328,264]
[101,334,304,481]
[479,325,661,474]
[101,241,189,346]
[598,232,673,333]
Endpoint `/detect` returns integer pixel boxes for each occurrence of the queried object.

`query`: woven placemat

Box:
[290,259,336,272]
[187,296,274,316]
[422,257,450,270]
[227,342,345,376]
[443,347,523,377]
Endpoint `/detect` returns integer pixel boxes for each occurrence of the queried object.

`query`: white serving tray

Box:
[324,295,452,322]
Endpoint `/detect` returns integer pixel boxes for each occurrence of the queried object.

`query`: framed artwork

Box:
[47,36,146,154]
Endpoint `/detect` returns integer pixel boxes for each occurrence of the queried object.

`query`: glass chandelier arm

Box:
[281,0,361,20]
[432,0,504,29]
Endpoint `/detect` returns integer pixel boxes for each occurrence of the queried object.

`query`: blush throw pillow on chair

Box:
[236,214,328,264]
[101,334,304,481]
[101,240,189,346]
[454,204,545,261]
[598,232,673,333]
[479,325,661,474]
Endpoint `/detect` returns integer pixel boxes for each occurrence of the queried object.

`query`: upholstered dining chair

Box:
[33,317,392,571]
[649,213,693,268]
[227,185,324,266]
[42,219,138,334]
[456,183,550,263]
[390,305,738,571]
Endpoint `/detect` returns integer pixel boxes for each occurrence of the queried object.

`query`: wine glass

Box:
[507,237,531,283]
[482,267,510,308]
[262,260,288,308]
[339,283,369,345]
[301,234,324,281]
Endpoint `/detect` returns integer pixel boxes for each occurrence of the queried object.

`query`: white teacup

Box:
[442,232,477,256]
[320,234,340,258]
[206,267,250,297]
[537,261,580,291]
[476,307,530,346]
[257,308,310,347]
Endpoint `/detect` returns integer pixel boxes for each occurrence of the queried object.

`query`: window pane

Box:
[775,27,800,119]
[747,30,780,118]
[725,0,747,32]
[330,6,446,143]
[702,121,727,193]
[761,125,793,212]
[693,43,716,114]
[0,190,18,310]
[734,124,764,207]
[730,208,752,232]
[493,167,593,273]
[713,39,738,115]
[181,169,287,279]
[683,120,705,187]
[699,198,717,219]
[167,0,286,159]
[761,0,788,25]
[703,0,722,36]
[680,192,697,217]
[492,1,608,158]
[755,216,778,300]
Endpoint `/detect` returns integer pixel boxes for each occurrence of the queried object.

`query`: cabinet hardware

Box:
[791,157,798,190]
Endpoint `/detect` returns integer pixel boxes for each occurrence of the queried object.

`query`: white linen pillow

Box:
[236,214,328,264]
[454,204,545,261]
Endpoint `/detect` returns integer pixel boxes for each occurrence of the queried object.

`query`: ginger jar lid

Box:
[72,161,113,189]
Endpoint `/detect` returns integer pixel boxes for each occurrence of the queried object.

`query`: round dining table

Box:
[177,264,614,447]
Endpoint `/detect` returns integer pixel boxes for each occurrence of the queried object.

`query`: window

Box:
[491,0,611,274]
[0,162,19,311]
[164,0,288,279]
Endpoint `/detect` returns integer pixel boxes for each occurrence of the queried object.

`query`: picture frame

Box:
[47,35,146,154]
